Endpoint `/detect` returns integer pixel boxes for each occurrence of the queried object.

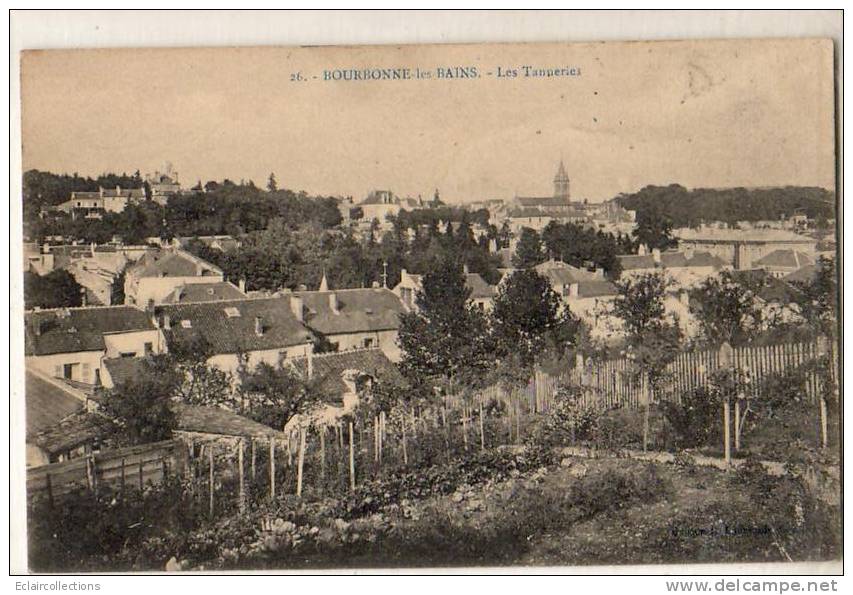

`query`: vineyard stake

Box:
[238,439,245,512]
[138,460,144,491]
[120,457,126,499]
[402,417,408,465]
[348,421,355,493]
[320,427,326,483]
[723,398,732,469]
[820,398,828,449]
[479,397,485,451]
[269,439,276,500]
[251,439,256,480]
[208,444,215,517]
[734,399,741,451]
[296,426,306,497]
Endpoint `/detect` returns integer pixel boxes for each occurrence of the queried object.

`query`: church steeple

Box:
[553,160,570,200]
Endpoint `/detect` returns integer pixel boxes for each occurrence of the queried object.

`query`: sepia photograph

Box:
[11,10,842,576]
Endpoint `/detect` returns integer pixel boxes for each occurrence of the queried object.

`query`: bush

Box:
[567,463,672,521]
[662,385,722,449]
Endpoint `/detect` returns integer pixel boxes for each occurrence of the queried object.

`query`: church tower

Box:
[553,160,570,201]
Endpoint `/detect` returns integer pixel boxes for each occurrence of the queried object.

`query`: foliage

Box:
[791,256,838,338]
[397,256,492,395]
[238,361,322,430]
[661,385,723,450]
[99,367,180,446]
[616,184,835,229]
[511,227,545,268]
[110,265,127,305]
[166,338,237,409]
[24,269,84,309]
[490,269,580,368]
[689,270,766,346]
[541,220,623,279]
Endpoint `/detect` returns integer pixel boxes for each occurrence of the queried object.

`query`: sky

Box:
[20,39,836,203]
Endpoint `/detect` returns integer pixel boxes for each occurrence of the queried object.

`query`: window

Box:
[363,337,374,348]
[119,352,136,358]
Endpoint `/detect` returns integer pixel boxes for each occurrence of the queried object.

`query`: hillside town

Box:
[21,159,839,571]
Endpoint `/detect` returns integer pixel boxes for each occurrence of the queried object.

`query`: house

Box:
[358,190,423,224]
[171,402,286,446]
[49,186,146,219]
[25,369,101,467]
[160,281,247,305]
[146,169,182,205]
[291,287,407,361]
[393,267,498,312]
[753,249,815,279]
[124,248,224,307]
[618,245,728,287]
[673,226,816,270]
[25,305,164,387]
[175,235,242,252]
[154,296,315,375]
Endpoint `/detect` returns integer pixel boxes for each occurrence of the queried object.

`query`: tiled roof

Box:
[576,280,618,298]
[674,228,816,244]
[292,288,405,335]
[173,402,286,440]
[101,187,145,199]
[783,264,818,284]
[161,281,247,304]
[25,370,87,438]
[534,260,599,286]
[754,249,815,269]
[102,357,148,388]
[508,207,553,219]
[514,196,573,208]
[29,412,104,455]
[290,348,403,402]
[156,297,314,355]
[729,270,804,304]
[465,273,497,299]
[618,254,657,270]
[25,306,156,356]
[129,249,222,278]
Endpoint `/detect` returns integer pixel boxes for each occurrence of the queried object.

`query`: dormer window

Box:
[224,307,241,318]
[180,320,192,328]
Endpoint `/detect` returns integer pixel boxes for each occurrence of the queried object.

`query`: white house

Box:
[124,248,224,307]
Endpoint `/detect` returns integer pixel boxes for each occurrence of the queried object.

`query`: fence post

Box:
[734,399,741,451]
[719,342,734,469]
[238,439,245,512]
[348,421,356,493]
[296,426,306,498]
[251,439,256,481]
[208,444,215,518]
[479,396,485,452]
[269,439,276,500]
[641,372,650,453]
[816,336,830,449]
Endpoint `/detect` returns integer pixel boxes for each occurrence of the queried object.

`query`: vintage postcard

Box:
[14,33,840,575]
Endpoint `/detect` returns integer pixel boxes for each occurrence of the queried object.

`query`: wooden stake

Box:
[820,398,828,449]
[139,460,144,491]
[462,404,469,451]
[269,439,276,500]
[402,417,408,465]
[251,439,256,480]
[320,427,326,482]
[723,398,732,469]
[238,440,245,511]
[120,457,126,498]
[479,397,485,451]
[348,421,355,493]
[208,444,215,517]
[296,426,306,497]
[734,399,741,451]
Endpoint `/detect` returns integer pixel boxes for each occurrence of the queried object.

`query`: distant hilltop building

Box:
[146,162,182,205]
[47,186,146,220]
[508,160,575,213]
[357,190,424,223]
[674,226,817,270]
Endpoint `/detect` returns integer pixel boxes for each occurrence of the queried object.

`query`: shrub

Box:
[567,463,672,521]
[662,385,722,449]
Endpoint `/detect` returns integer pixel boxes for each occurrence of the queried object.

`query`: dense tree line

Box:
[24,269,84,309]
[510,222,629,279]
[616,184,836,229]
[390,206,491,230]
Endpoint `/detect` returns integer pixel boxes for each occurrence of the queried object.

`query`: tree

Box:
[490,269,580,367]
[99,363,179,446]
[267,172,278,192]
[397,256,491,394]
[24,270,83,309]
[689,271,765,346]
[110,266,127,305]
[512,227,545,268]
[791,256,837,338]
[239,361,321,429]
[633,201,677,251]
[167,337,237,409]
[612,272,682,376]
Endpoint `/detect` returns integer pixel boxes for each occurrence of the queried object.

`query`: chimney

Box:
[81,288,87,307]
[254,316,264,336]
[32,318,41,336]
[290,295,304,321]
[306,343,314,379]
[638,244,647,256]
[238,279,246,293]
[90,242,96,257]
[163,314,171,330]
[400,268,407,280]
[652,248,661,264]
[569,283,579,298]
[329,292,340,314]
[116,185,121,195]
[463,263,469,275]
[488,238,498,253]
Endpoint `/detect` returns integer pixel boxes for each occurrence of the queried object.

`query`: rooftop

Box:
[24,306,156,356]
[754,249,815,269]
[173,402,286,440]
[156,297,314,355]
[674,227,816,244]
[161,281,247,305]
[128,249,222,279]
[25,370,88,438]
[292,288,406,335]
[289,348,403,402]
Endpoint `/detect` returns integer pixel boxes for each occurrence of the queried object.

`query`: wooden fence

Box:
[519,337,837,413]
[27,439,185,503]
